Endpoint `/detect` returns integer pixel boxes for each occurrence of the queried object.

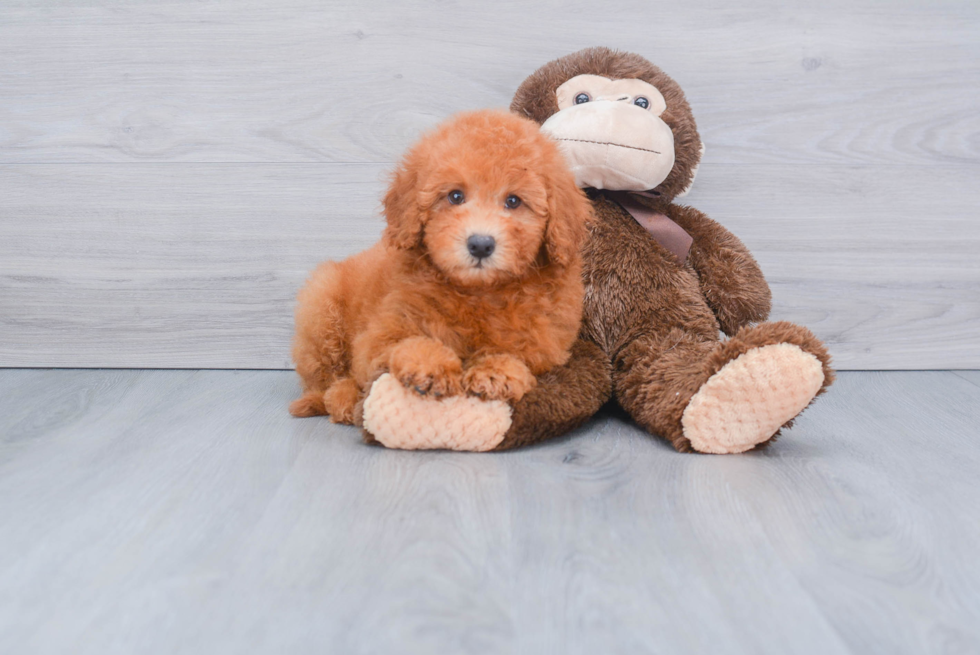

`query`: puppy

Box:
[290,110,592,424]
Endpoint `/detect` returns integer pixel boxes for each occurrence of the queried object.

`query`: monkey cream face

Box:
[541,74,675,191]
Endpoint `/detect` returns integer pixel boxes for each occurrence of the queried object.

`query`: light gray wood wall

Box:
[1,0,978,369]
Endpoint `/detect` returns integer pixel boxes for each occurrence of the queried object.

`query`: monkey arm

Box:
[667,204,772,336]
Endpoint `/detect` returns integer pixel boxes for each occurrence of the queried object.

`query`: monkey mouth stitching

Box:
[556,138,661,155]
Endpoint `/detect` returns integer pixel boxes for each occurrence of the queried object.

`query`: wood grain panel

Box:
[1,0,977,369]
[0,163,386,369]
[2,162,977,369]
[0,369,978,653]
[0,0,977,166]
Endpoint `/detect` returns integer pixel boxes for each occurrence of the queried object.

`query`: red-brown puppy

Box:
[290,110,591,424]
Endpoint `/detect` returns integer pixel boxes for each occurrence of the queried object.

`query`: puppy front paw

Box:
[463,354,536,402]
[388,336,464,398]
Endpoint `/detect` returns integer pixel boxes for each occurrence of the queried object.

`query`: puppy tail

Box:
[289,390,328,417]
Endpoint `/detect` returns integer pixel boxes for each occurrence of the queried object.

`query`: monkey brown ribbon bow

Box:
[605,191,693,265]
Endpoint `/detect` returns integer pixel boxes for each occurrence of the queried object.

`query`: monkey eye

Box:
[448,189,465,205]
[504,194,522,209]
[574,93,590,105]
[634,96,650,109]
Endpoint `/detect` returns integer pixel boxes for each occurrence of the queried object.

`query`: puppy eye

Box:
[504,195,522,209]
[634,96,650,109]
[574,93,590,105]
[448,189,465,205]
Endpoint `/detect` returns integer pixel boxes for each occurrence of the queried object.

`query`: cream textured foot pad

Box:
[681,344,825,454]
[362,373,513,452]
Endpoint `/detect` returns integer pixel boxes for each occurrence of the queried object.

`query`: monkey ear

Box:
[545,168,590,267]
[382,161,423,250]
[675,141,704,199]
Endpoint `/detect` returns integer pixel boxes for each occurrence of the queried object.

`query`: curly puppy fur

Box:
[290,110,592,423]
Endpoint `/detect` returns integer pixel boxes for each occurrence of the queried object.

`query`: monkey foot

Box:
[362,373,512,451]
[681,343,826,454]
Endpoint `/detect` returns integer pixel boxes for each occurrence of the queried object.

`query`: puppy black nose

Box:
[466,234,496,259]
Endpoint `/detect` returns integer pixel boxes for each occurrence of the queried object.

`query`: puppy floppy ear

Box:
[544,168,590,267]
[382,159,423,250]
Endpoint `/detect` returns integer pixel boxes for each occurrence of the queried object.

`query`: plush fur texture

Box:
[290,110,592,423]
[498,47,834,453]
[494,338,613,450]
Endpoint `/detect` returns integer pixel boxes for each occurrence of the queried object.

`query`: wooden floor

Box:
[1,370,978,654]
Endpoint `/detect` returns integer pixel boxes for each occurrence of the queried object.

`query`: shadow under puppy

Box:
[290,110,592,425]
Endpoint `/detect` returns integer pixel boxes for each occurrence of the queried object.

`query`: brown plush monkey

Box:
[360,47,833,454]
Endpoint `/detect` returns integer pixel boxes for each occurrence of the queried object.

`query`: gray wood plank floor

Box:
[1,370,978,654]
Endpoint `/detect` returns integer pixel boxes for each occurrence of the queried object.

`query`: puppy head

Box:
[383,110,590,287]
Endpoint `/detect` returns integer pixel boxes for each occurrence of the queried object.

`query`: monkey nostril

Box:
[466,234,496,260]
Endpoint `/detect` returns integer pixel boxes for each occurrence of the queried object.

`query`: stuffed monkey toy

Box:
[359,47,833,454]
